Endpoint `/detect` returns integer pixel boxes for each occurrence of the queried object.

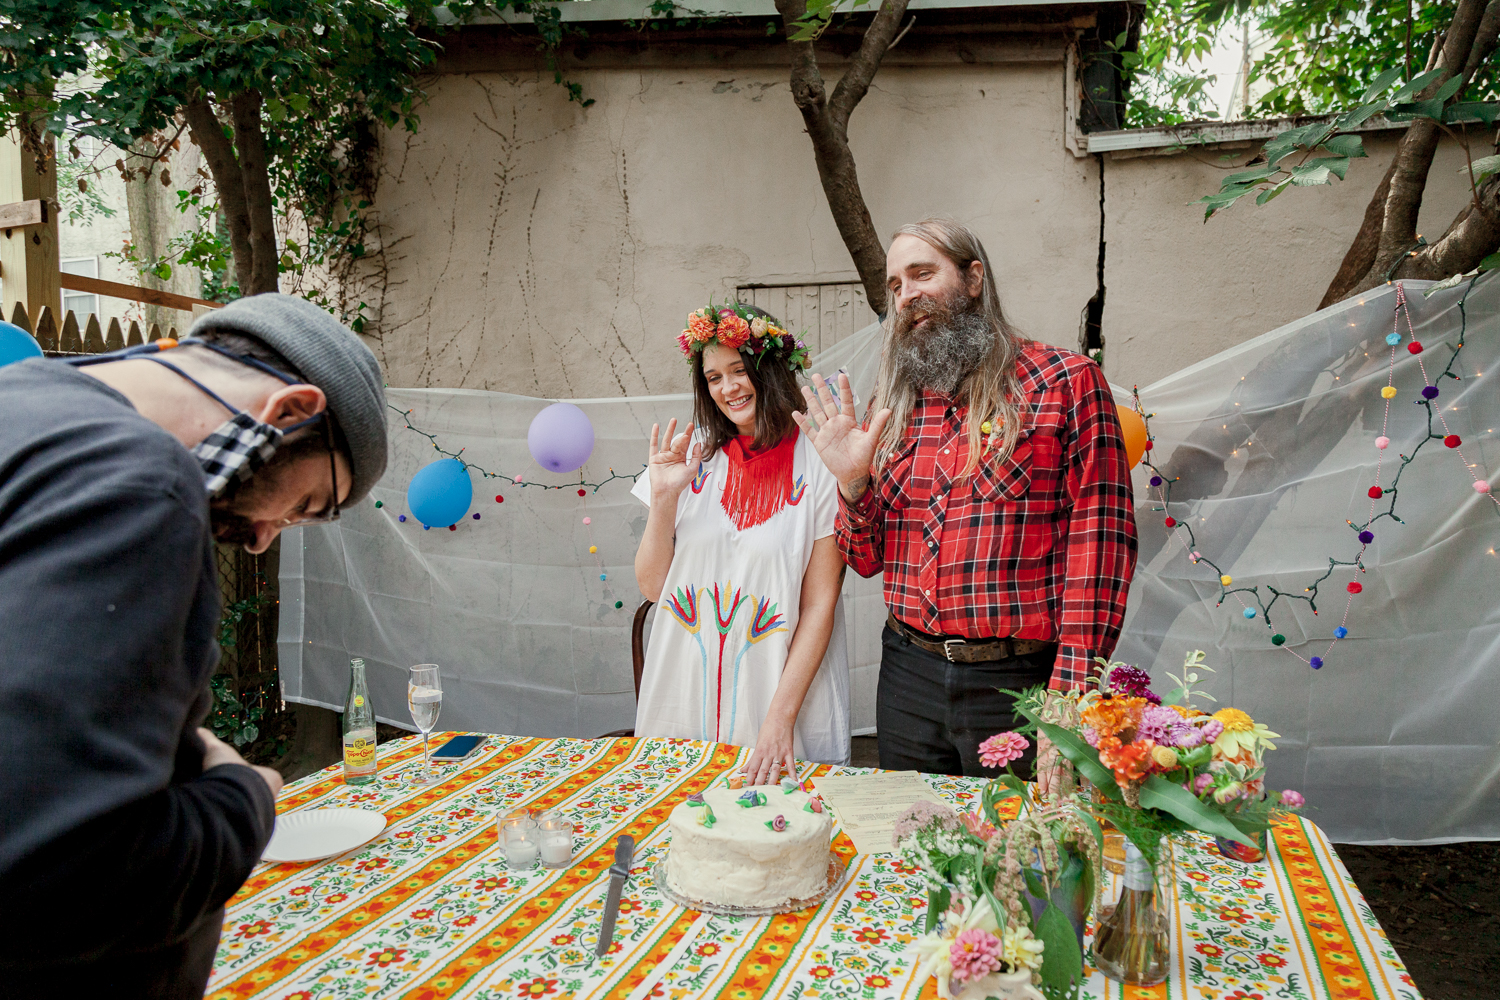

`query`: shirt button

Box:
[943,449,950,455]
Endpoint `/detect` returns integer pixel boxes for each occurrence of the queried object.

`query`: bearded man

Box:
[793,217,1137,781]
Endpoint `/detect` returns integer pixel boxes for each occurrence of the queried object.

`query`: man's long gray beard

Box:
[890,292,996,397]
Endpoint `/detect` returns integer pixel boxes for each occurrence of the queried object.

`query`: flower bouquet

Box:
[1012,650,1304,985]
[898,737,1103,1000]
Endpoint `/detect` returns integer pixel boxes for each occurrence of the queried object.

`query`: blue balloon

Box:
[407,458,473,527]
[0,321,42,367]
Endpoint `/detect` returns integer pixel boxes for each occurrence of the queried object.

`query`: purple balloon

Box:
[527,402,595,473]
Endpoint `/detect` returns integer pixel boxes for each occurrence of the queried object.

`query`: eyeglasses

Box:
[278,415,342,528]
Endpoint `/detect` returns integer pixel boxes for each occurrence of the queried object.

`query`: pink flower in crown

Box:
[687,310,717,343]
[677,330,693,356]
[949,928,1005,984]
[749,316,769,338]
[716,311,752,349]
[978,731,1029,769]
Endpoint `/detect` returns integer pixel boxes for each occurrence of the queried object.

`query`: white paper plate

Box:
[262,808,388,863]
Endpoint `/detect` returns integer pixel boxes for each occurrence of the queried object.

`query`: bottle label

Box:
[344,735,376,768]
[354,695,365,707]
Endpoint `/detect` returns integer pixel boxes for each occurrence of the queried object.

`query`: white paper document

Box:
[810,772,947,855]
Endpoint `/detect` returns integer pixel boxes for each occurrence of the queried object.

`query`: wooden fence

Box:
[5,300,181,353]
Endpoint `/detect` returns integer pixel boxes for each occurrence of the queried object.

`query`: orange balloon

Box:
[1117,405,1148,469]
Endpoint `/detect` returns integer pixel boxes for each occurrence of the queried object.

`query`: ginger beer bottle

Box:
[342,658,378,784]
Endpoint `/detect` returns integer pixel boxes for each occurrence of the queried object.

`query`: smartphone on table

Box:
[430,734,486,761]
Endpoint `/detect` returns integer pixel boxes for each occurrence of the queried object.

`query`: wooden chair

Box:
[599,599,653,738]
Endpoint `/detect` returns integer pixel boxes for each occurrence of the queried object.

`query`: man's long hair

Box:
[874,217,1025,477]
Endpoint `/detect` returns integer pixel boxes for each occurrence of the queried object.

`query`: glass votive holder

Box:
[538,817,574,869]
[500,814,539,870]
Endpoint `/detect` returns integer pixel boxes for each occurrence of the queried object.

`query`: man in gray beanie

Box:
[0,293,388,998]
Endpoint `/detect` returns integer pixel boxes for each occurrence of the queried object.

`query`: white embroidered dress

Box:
[631,433,851,765]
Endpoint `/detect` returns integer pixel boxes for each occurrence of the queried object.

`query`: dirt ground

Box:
[1336,843,1500,1000]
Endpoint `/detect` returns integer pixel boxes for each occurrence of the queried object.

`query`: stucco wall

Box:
[362,57,1100,396]
[1102,135,1474,392]
[361,50,1478,396]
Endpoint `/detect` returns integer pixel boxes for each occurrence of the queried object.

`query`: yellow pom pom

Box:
[1220,574,1233,586]
[981,421,993,435]
[1381,386,1397,399]
[589,545,597,554]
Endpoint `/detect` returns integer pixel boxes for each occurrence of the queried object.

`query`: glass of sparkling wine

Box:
[407,664,443,786]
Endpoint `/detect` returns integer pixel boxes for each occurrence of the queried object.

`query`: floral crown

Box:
[677,303,812,372]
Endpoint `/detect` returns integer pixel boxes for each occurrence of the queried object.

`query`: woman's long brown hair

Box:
[691,304,803,460]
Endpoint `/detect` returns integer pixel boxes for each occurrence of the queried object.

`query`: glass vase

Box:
[1090,836,1173,986]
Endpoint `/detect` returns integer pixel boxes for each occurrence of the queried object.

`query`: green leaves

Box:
[1137,775,1257,848]
[1035,902,1082,995]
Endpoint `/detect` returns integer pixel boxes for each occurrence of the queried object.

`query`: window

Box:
[734,282,876,356]
[61,257,99,318]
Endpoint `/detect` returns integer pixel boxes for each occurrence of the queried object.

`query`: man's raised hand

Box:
[791,372,891,501]
[646,418,701,499]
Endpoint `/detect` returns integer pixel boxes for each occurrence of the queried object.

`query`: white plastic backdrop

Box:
[280,277,1499,843]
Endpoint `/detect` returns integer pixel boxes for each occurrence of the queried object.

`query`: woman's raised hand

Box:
[647,418,701,499]
[791,372,892,500]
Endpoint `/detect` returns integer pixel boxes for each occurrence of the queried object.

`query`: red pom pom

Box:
[1164,516,1177,528]
[578,488,587,496]
[1408,341,1423,354]
[495,495,504,503]
[448,525,457,531]
[1367,486,1383,499]
[1143,440,1154,451]
[1444,434,1462,448]
[1346,581,1363,594]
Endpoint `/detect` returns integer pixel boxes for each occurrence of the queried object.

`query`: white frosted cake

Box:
[665,784,833,908]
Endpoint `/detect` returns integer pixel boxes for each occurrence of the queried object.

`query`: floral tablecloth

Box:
[209,735,1419,1000]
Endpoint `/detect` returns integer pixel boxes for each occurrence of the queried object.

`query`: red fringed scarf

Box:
[719,434,797,530]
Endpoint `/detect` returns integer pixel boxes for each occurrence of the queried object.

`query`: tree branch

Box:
[1319,159,1395,309]
[1396,173,1500,279]
[828,0,912,130]
[1460,0,1500,89]
[774,0,893,314]
[230,90,279,295]
[1370,0,1490,276]
[182,95,254,296]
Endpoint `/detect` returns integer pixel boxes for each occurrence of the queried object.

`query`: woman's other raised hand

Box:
[647,418,702,499]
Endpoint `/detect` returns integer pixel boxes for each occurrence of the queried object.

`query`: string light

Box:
[389,403,645,613]
[1135,278,1497,671]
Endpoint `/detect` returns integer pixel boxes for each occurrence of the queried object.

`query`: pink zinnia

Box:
[949,928,1004,984]
[1281,789,1305,808]
[978,732,1029,769]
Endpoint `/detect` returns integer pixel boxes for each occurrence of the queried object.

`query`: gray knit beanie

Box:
[188,293,388,506]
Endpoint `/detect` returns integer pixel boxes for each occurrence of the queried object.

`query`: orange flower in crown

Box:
[676,301,812,371]
[715,309,752,349]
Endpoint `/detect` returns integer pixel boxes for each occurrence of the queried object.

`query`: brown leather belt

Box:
[886,613,1053,664]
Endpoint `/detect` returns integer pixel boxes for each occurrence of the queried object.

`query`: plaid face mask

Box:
[192,410,285,498]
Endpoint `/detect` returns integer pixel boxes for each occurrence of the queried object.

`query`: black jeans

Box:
[876,624,1056,778]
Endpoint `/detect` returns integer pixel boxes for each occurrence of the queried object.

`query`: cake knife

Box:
[595,834,635,958]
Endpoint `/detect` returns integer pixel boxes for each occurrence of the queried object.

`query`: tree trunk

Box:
[1324,0,1500,303]
[229,91,280,295]
[182,93,280,297]
[775,0,911,317]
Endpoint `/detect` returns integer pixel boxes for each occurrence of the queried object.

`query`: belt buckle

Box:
[943,638,965,662]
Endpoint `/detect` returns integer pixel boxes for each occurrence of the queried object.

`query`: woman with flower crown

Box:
[632,303,850,782]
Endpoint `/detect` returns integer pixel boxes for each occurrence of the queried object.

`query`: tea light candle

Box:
[500,814,539,870]
[538,817,573,868]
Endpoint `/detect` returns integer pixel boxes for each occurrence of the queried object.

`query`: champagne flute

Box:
[407,664,443,786]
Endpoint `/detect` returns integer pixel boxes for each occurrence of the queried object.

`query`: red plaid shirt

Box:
[837,342,1137,690]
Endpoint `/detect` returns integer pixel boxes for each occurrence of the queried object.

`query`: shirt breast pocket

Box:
[972,434,1064,561]
[972,436,1033,503]
[878,440,921,511]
